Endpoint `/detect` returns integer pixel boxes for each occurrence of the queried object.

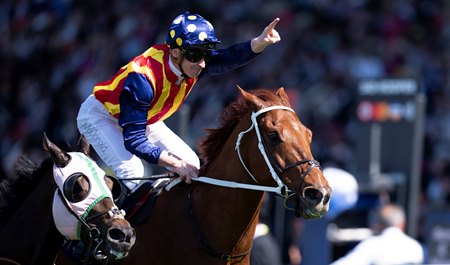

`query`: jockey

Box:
[77,12,281,192]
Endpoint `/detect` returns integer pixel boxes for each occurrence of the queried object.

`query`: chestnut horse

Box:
[90,87,330,265]
[54,87,331,265]
[0,135,135,265]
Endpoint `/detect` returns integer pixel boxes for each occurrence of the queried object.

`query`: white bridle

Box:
[167,105,302,199]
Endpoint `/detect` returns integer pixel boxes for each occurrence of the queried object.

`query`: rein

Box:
[236,105,296,195]
[178,105,319,262]
[173,106,320,201]
[237,105,320,198]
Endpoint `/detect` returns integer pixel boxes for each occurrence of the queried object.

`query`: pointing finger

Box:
[266,18,280,31]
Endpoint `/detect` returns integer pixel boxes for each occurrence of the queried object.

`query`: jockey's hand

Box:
[251,18,281,53]
[158,151,199,184]
[168,160,198,184]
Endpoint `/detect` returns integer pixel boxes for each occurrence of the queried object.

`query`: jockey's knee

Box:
[115,158,144,191]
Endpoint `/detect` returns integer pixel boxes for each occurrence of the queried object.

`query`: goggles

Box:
[181,45,214,63]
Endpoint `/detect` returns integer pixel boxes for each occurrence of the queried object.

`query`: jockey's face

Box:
[170,47,207,78]
[181,56,206,78]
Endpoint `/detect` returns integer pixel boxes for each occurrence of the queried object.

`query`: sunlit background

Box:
[2,0,450,264]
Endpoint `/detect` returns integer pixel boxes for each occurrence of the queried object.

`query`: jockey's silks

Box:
[93,44,197,125]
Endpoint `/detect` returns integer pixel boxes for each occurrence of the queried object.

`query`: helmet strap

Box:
[171,48,190,78]
[178,58,190,78]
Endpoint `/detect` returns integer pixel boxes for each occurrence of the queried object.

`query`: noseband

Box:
[259,120,321,192]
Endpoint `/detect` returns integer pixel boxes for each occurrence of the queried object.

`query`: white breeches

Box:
[77,95,200,190]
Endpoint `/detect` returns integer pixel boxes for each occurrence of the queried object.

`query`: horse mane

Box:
[0,155,53,219]
[199,88,286,171]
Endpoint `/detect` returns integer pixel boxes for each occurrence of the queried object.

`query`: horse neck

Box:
[14,169,56,220]
[191,183,264,259]
[0,169,61,264]
[205,111,275,184]
[196,115,269,254]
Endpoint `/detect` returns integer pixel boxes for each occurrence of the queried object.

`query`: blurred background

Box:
[2,0,450,264]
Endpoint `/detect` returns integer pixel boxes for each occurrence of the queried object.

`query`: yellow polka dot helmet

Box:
[165,12,221,49]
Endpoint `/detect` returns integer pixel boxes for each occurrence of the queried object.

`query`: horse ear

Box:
[77,135,90,156]
[42,132,71,167]
[276,87,291,107]
[237,85,265,111]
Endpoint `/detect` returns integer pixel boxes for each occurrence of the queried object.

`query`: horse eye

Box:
[267,132,281,144]
[63,173,91,203]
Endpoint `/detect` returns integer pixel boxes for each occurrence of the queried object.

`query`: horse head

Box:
[43,134,136,261]
[237,86,332,219]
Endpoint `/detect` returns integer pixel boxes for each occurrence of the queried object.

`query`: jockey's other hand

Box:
[251,17,281,53]
[158,151,199,184]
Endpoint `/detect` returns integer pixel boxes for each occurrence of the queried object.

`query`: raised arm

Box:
[251,18,281,53]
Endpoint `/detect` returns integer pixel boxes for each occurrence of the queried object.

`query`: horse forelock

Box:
[199,89,286,171]
[0,156,53,219]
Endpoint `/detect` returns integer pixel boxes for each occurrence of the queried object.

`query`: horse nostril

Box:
[303,188,324,204]
[108,228,126,242]
[323,194,330,205]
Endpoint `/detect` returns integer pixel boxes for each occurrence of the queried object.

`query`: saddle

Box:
[120,178,170,225]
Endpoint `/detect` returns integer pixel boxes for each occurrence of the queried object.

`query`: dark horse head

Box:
[44,134,136,261]
[0,134,135,265]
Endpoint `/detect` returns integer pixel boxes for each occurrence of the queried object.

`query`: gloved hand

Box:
[158,150,199,184]
[251,18,281,53]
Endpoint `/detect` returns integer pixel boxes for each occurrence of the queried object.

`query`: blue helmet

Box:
[165,12,221,49]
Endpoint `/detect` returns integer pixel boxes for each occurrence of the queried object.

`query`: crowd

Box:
[2,0,450,263]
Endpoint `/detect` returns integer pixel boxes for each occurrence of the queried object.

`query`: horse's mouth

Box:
[108,248,129,260]
[96,238,134,261]
[97,245,130,261]
[294,195,328,219]
[301,208,326,219]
